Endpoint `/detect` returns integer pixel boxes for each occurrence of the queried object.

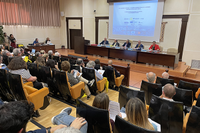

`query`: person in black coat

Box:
[122,39,131,48]
[112,39,120,47]
[100,38,109,45]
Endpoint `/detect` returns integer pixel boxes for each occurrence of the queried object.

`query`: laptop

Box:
[31,49,36,54]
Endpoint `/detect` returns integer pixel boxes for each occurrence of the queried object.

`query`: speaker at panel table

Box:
[99,38,110,47]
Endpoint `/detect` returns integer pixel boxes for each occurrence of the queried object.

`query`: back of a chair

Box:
[82,67,98,94]
[28,63,38,77]
[53,56,60,63]
[76,99,112,133]
[7,73,26,100]
[71,65,81,72]
[119,85,145,109]
[173,87,193,107]
[103,66,115,88]
[0,69,13,101]
[140,80,162,105]
[52,69,71,101]
[186,106,200,133]
[156,77,174,86]
[149,95,183,133]
[178,80,200,100]
[38,66,51,83]
[195,95,200,107]
[114,115,160,133]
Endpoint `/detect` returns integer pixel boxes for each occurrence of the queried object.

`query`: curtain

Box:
[0,0,60,27]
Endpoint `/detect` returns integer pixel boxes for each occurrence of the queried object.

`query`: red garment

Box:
[149,44,160,50]
[11,42,16,48]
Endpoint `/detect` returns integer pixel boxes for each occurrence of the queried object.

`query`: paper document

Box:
[98,70,105,75]
[109,101,120,121]
[148,118,161,131]
[73,70,82,78]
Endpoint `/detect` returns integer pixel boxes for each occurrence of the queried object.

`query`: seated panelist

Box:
[45,37,51,44]
[135,40,144,50]
[112,39,120,47]
[32,38,40,46]
[100,38,109,45]
[122,39,131,49]
[149,41,160,51]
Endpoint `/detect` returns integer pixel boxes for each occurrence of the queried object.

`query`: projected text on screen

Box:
[113,0,158,37]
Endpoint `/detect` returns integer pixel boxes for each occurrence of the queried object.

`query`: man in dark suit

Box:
[104,60,121,78]
[100,38,109,45]
[112,39,120,47]
[122,39,131,48]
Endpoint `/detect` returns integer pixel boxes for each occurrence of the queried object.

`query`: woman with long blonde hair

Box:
[125,98,155,130]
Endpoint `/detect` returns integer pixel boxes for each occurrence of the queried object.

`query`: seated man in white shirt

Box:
[86,61,103,81]
[160,84,176,101]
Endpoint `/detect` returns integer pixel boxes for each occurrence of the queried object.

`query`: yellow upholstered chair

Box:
[96,78,107,92]
[23,84,49,111]
[115,74,124,87]
[67,79,85,99]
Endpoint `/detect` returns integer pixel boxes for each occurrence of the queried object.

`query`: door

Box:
[70,29,82,49]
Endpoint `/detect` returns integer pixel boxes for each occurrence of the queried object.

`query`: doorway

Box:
[69,29,82,49]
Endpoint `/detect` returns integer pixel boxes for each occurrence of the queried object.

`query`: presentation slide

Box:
[109,0,164,42]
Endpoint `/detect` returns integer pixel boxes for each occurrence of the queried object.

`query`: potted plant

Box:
[0,26,4,44]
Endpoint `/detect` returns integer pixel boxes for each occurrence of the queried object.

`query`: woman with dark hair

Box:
[46,59,59,70]
[9,34,16,48]
[7,57,43,89]
[92,93,115,132]
[94,59,102,70]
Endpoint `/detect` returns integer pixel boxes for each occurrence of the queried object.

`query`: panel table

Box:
[27,45,55,53]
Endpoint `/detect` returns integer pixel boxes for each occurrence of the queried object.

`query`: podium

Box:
[74,36,89,55]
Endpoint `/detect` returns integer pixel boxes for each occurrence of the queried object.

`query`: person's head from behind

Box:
[146,72,156,83]
[86,61,95,69]
[20,47,24,55]
[40,50,45,55]
[13,48,21,56]
[4,32,7,37]
[94,59,100,65]
[76,58,83,66]
[162,72,169,79]
[46,59,55,69]
[2,50,10,57]
[0,55,2,64]
[0,100,34,133]
[7,57,27,70]
[43,53,49,60]
[108,60,112,66]
[35,52,41,57]
[125,98,154,130]
[36,56,45,66]
[54,127,81,133]
[162,84,176,99]
[92,93,109,110]
[61,61,70,72]
[48,50,53,55]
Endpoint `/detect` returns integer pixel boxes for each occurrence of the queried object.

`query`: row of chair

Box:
[75,85,200,133]
[0,69,49,111]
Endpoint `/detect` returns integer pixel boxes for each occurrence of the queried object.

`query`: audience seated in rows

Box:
[43,53,49,62]
[35,52,41,58]
[146,72,156,83]
[7,57,43,89]
[74,58,85,73]
[105,60,121,78]
[162,72,169,79]
[160,84,176,101]
[0,100,86,133]
[86,61,103,81]
[61,61,94,99]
